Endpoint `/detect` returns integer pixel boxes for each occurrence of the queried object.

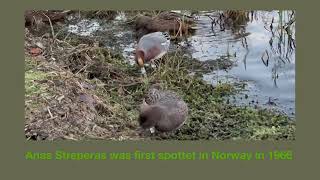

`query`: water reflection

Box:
[187,10,295,116]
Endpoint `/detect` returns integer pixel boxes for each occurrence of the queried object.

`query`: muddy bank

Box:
[24,10,295,141]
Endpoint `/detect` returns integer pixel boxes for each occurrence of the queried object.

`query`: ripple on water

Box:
[184,11,295,117]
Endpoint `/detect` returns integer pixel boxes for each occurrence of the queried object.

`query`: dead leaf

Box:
[30,47,42,56]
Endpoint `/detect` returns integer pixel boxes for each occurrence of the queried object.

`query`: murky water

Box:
[67,10,295,117]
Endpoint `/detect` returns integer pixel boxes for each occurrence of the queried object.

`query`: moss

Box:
[25,57,38,71]
[214,83,235,96]
[25,69,48,98]
[25,58,50,110]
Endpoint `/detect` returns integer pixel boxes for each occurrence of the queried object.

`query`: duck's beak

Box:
[137,57,147,76]
[137,57,144,67]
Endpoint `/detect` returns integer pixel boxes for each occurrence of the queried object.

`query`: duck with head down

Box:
[135,31,170,75]
[138,84,188,134]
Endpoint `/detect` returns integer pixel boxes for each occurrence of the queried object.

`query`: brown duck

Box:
[135,11,196,40]
[139,85,188,133]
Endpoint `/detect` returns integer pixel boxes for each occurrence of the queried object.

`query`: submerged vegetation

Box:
[24,10,295,141]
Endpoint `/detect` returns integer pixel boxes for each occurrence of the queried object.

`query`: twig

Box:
[63,31,71,41]
[42,13,55,40]
[47,106,53,118]
[44,116,58,122]
[53,26,67,39]
[75,63,89,75]
[121,81,143,87]
[64,46,97,58]
[174,19,183,38]
[55,38,73,48]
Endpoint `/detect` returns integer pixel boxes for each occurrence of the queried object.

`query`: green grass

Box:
[88,50,295,140]
[25,58,48,98]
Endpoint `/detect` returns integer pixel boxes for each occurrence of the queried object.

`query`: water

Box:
[67,19,101,36]
[66,10,296,117]
[67,13,137,65]
[185,11,295,117]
